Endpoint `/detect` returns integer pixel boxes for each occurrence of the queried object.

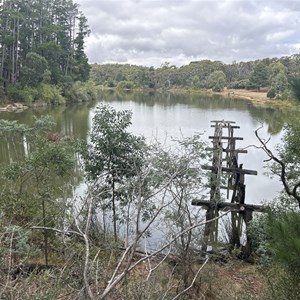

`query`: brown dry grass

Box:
[221,88,299,111]
[204,260,266,299]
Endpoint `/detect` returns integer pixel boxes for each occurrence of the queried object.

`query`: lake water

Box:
[0,91,294,205]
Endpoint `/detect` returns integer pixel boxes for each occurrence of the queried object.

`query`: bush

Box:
[228,79,250,89]
[267,88,276,99]
[290,77,300,102]
[116,80,135,90]
[107,80,116,88]
[248,208,300,299]
[266,211,300,276]
[36,83,65,105]
[22,86,39,105]
[66,81,101,102]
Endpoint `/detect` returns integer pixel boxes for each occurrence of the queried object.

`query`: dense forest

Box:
[0,0,99,106]
[91,54,300,100]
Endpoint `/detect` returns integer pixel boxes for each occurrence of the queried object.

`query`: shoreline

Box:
[1,87,299,112]
[220,89,299,111]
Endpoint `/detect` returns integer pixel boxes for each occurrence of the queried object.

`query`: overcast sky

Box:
[76,0,300,67]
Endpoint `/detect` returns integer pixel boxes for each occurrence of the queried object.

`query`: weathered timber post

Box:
[194,120,261,257]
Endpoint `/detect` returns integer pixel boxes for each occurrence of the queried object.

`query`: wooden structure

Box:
[192,120,264,257]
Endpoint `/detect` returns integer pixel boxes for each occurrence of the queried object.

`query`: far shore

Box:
[166,87,299,111]
[219,88,299,111]
[1,87,299,112]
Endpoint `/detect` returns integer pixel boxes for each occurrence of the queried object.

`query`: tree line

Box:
[0,0,96,105]
[90,54,300,100]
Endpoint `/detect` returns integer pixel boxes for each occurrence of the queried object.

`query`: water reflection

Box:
[0,91,298,204]
[100,90,290,135]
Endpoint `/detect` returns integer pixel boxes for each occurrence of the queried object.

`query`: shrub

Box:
[36,83,65,105]
[267,88,276,99]
[116,80,135,90]
[65,81,101,102]
[22,86,39,105]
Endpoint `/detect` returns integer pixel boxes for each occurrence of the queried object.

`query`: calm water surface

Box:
[0,91,295,205]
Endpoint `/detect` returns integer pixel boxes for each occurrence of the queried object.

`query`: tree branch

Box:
[171,257,209,300]
[255,126,300,207]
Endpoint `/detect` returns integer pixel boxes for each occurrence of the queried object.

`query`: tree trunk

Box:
[112,180,117,243]
[42,198,49,265]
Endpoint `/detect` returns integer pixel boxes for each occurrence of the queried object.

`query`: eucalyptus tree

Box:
[82,104,146,242]
[249,62,269,91]
[0,0,90,93]
[267,62,288,99]
[280,54,300,80]
[20,51,50,87]
[290,77,300,101]
[208,70,226,92]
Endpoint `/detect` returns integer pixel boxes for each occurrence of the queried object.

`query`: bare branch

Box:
[73,189,96,300]
[99,210,231,299]
[30,226,82,237]
[171,257,209,300]
[255,126,300,207]
[145,246,172,281]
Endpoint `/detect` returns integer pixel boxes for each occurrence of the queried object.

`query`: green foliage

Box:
[248,202,300,299]
[0,0,90,96]
[192,75,200,89]
[262,266,300,300]
[266,211,300,275]
[0,116,77,264]
[117,80,136,90]
[208,70,226,92]
[90,55,299,98]
[227,79,250,89]
[266,87,276,99]
[267,62,288,99]
[290,77,300,102]
[21,52,50,87]
[81,104,146,240]
[0,225,40,265]
[65,80,101,102]
[36,83,65,105]
[249,62,269,90]
[72,13,91,82]
[82,104,145,181]
[273,118,300,185]
[249,116,300,298]
[22,86,39,106]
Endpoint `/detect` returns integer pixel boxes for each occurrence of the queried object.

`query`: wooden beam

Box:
[211,120,236,124]
[202,165,257,175]
[211,125,240,129]
[191,199,266,212]
[205,147,248,154]
[209,136,243,140]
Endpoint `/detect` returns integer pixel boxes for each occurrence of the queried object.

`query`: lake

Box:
[0,91,294,205]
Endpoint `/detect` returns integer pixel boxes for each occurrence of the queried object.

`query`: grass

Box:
[221,88,300,111]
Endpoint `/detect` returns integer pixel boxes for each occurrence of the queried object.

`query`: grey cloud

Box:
[77,0,300,66]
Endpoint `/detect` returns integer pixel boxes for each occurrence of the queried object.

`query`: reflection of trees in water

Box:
[1,92,295,166]
[0,104,91,192]
[248,106,289,135]
[100,90,296,135]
